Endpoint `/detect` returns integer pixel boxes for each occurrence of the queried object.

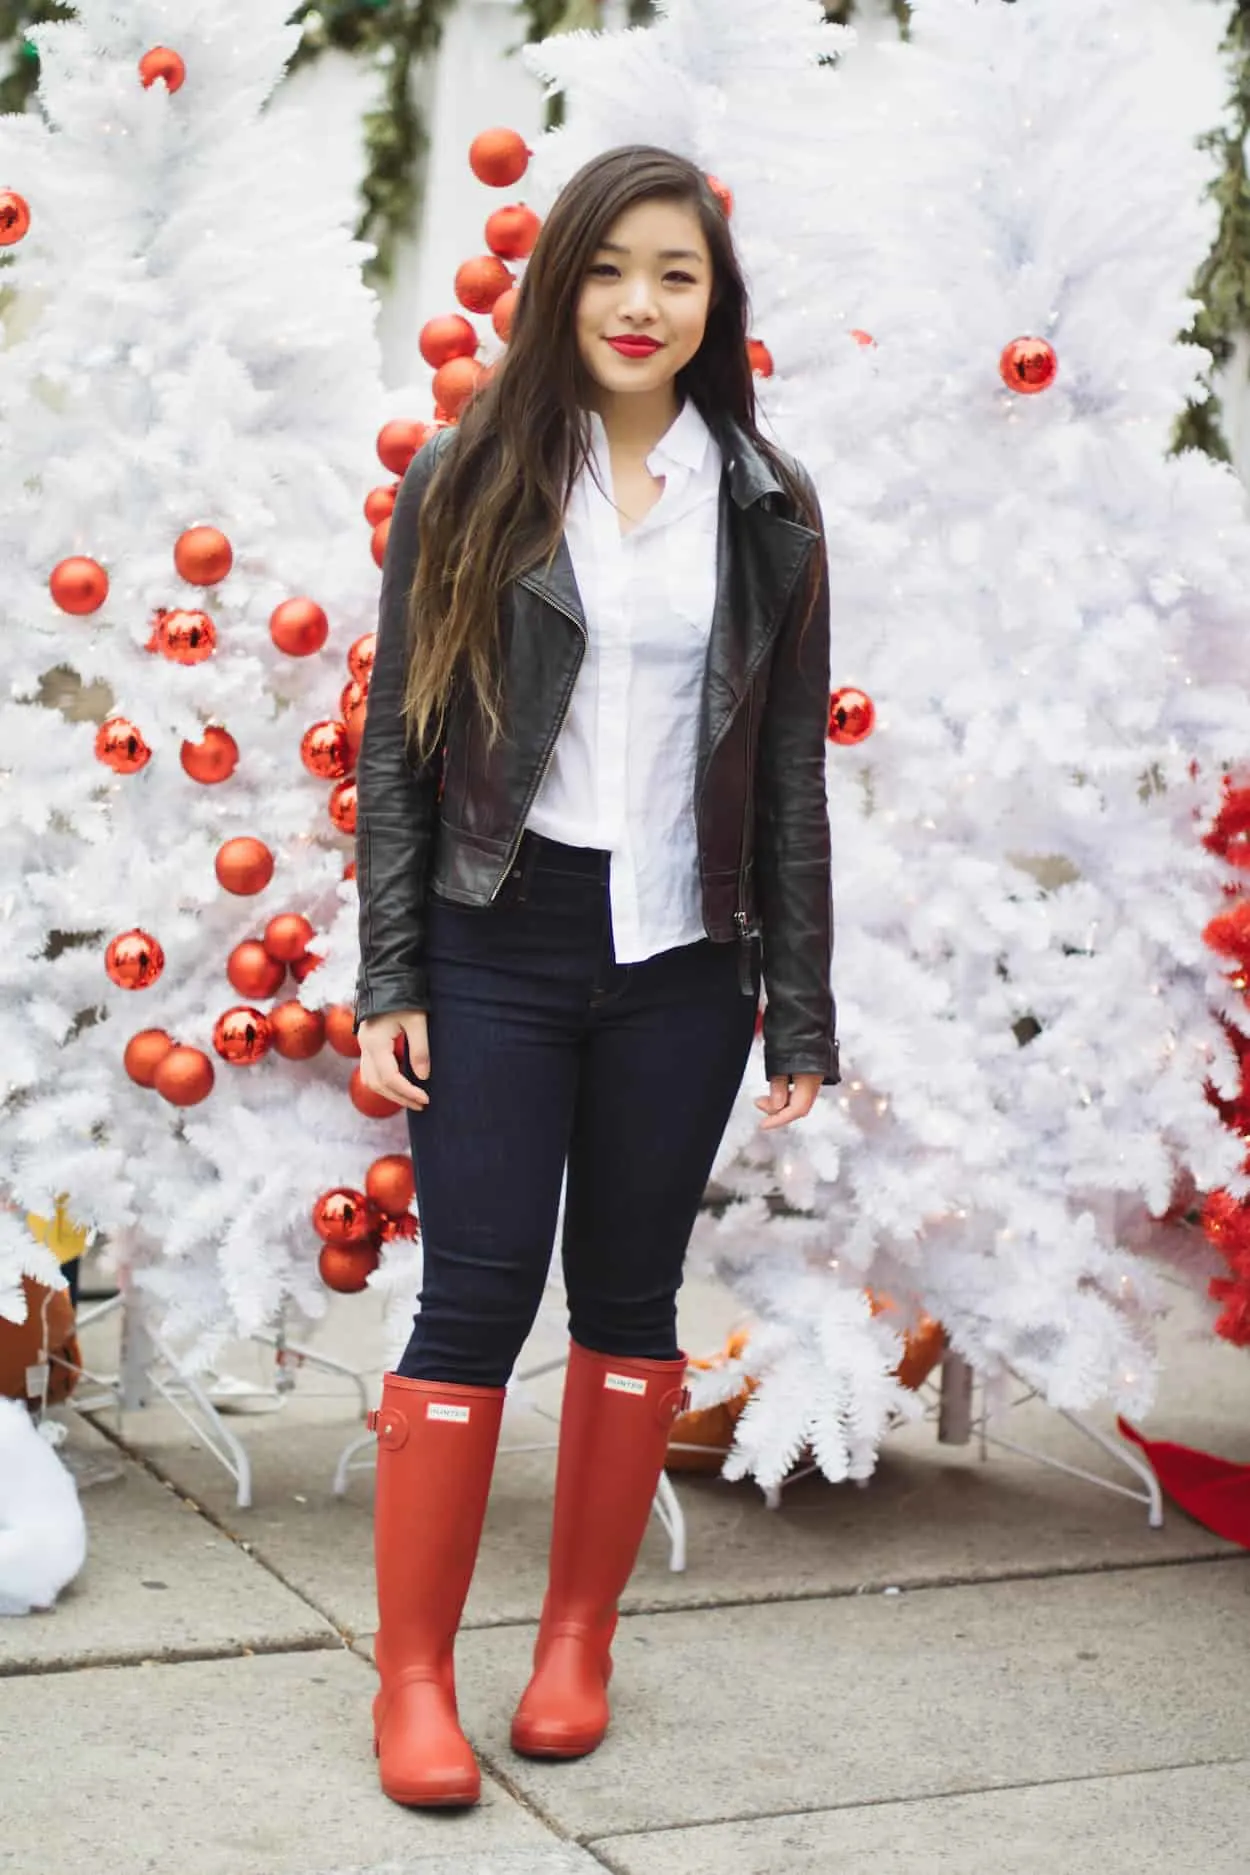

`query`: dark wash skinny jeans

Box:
[395,829,761,1387]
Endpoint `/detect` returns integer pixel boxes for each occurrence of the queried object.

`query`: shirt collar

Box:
[646,398,713,477]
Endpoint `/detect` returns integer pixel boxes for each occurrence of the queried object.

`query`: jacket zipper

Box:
[734,686,760,996]
[488,577,587,900]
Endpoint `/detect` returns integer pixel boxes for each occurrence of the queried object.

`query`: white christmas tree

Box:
[0,2,422,1366]
[525,0,1250,1487]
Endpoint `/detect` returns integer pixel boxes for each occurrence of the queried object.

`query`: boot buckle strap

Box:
[371,1405,410,1450]
[656,1384,691,1428]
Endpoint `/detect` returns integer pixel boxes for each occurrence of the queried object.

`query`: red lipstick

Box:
[606,336,663,357]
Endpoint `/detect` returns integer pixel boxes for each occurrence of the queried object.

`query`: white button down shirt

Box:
[525,398,722,963]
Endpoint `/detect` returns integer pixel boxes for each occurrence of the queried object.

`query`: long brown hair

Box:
[402,143,817,763]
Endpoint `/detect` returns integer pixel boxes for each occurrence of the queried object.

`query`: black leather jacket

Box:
[353,419,839,1086]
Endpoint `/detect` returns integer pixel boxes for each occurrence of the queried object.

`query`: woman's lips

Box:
[605,336,663,357]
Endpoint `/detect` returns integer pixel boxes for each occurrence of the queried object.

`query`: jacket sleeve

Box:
[754,471,841,1087]
[352,434,449,1031]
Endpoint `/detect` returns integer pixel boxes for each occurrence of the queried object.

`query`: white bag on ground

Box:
[0,1397,87,1615]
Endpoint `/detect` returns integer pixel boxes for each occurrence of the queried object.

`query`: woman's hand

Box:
[358,1010,431,1113]
[754,1072,823,1130]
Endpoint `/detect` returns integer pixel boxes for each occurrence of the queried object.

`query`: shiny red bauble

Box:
[300,719,353,781]
[346,633,377,687]
[212,1006,272,1065]
[105,929,164,990]
[370,519,391,570]
[312,1187,375,1245]
[95,718,151,775]
[340,679,369,746]
[180,725,238,784]
[827,687,876,746]
[706,175,733,218]
[328,779,358,836]
[491,288,519,343]
[269,597,329,657]
[377,1211,419,1245]
[999,335,1058,395]
[0,188,31,246]
[747,339,774,378]
[150,607,217,665]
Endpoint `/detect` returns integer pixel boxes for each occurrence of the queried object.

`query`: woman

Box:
[353,144,839,1809]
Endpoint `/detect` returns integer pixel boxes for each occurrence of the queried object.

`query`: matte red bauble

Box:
[328,779,358,836]
[300,719,353,781]
[174,525,233,586]
[454,255,513,316]
[485,204,540,260]
[291,951,322,985]
[263,913,315,963]
[419,315,478,370]
[363,485,398,527]
[227,939,285,1000]
[105,929,164,990]
[269,1001,326,1060]
[124,1029,175,1087]
[346,633,377,686]
[212,1006,272,1065]
[95,718,151,775]
[850,329,877,348]
[706,175,733,218]
[492,288,518,343]
[312,1187,374,1245]
[747,339,774,378]
[999,336,1058,395]
[350,1067,400,1118]
[318,1241,379,1293]
[370,519,390,570]
[468,127,530,187]
[325,1004,362,1058]
[828,687,876,746]
[365,1153,416,1217]
[50,556,109,615]
[343,859,357,882]
[151,607,216,665]
[153,1044,215,1107]
[377,1211,419,1244]
[138,46,185,91]
[215,836,274,896]
[0,188,31,246]
[180,725,238,784]
[377,420,430,477]
[341,679,369,745]
[432,355,486,419]
[269,597,329,657]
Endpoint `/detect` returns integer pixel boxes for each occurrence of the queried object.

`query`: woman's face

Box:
[575,196,713,405]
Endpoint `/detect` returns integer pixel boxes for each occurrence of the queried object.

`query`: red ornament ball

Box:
[153,1045,215,1107]
[747,339,774,379]
[492,287,519,344]
[350,1067,400,1119]
[270,597,329,657]
[150,607,217,665]
[318,1241,379,1294]
[138,46,185,92]
[325,1004,362,1058]
[377,420,430,477]
[95,717,151,775]
[346,633,377,687]
[828,687,877,746]
[212,1006,272,1065]
[263,913,315,964]
[468,127,530,188]
[849,328,877,348]
[300,719,353,781]
[269,1001,325,1060]
[341,679,369,746]
[1204,899,1250,973]
[124,1028,175,1087]
[180,725,238,784]
[215,836,274,896]
[363,485,398,527]
[365,1153,416,1217]
[50,556,109,616]
[227,939,285,1001]
[485,204,540,261]
[419,315,478,371]
[174,525,233,586]
[999,336,1058,395]
[105,929,164,991]
[0,188,31,247]
[291,950,323,984]
[455,255,514,316]
[370,519,391,570]
[312,1187,375,1246]
[377,1211,419,1245]
[343,859,357,883]
[328,778,358,836]
[706,175,733,218]
[432,355,486,419]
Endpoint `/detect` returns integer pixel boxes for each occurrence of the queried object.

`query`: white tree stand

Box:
[333,1348,691,1573]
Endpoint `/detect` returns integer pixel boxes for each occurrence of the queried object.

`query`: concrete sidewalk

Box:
[3,1269,1248,1875]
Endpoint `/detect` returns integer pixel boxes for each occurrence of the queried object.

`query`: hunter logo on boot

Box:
[426,1403,472,1423]
[603,1373,647,1397]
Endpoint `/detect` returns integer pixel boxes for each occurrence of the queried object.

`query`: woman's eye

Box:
[588,263,618,277]
[665,272,696,285]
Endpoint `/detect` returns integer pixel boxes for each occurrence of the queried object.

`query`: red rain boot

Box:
[510,1342,688,1759]
[369,1373,504,1805]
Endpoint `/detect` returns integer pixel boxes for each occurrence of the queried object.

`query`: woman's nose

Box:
[620,275,658,317]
